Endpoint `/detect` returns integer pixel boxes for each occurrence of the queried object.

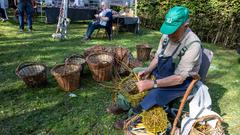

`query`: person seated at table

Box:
[82,1,112,40]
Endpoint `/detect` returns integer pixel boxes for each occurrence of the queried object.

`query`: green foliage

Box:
[137,0,240,48]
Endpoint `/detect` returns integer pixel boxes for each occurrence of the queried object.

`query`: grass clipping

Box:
[140,106,169,134]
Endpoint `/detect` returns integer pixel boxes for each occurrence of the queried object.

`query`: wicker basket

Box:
[16,62,48,87]
[189,115,225,135]
[86,52,114,82]
[136,44,152,61]
[118,74,147,107]
[51,63,82,91]
[65,54,86,75]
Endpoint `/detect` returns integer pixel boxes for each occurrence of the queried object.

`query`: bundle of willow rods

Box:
[140,106,169,134]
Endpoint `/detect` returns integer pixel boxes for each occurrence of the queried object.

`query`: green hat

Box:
[160,6,189,35]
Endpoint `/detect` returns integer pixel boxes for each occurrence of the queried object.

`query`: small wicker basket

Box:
[65,54,86,75]
[51,63,81,91]
[117,74,147,107]
[189,115,225,135]
[136,44,152,61]
[86,52,114,82]
[16,62,48,87]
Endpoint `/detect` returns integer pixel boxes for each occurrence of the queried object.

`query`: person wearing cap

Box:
[82,1,112,40]
[107,6,202,129]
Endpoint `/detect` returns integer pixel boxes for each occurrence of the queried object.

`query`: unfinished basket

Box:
[51,63,81,91]
[189,115,225,135]
[117,74,147,107]
[16,62,47,87]
[65,54,86,75]
[136,44,152,61]
[86,52,114,82]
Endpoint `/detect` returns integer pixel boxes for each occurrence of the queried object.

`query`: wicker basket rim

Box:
[51,63,82,77]
[86,52,114,66]
[16,62,47,78]
[66,57,86,64]
[136,44,152,49]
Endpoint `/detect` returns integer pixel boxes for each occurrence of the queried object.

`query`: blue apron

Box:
[140,38,192,110]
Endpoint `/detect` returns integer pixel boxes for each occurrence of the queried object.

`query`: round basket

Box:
[86,52,114,82]
[189,115,225,135]
[136,44,152,61]
[16,62,48,87]
[51,63,82,91]
[65,54,86,75]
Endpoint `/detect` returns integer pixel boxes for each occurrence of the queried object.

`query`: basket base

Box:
[25,80,48,88]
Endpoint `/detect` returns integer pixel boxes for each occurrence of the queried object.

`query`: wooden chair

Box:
[170,48,214,135]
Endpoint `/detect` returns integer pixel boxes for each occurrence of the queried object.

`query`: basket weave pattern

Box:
[136,44,152,61]
[51,64,81,91]
[86,52,114,82]
[117,74,147,107]
[65,54,86,75]
[189,115,225,135]
[16,62,47,87]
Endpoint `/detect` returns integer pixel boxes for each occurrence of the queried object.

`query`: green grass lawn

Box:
[0,18,239,135]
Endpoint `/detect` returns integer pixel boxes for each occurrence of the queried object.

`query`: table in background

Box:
[45,7,97,23]
[113,15,140,34]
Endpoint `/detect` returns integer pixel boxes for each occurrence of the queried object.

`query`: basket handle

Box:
[65,54,83,63]
[192,114,224,127]
[16,62,35,76]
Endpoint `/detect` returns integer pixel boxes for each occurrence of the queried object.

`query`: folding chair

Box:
[170,48,214,135]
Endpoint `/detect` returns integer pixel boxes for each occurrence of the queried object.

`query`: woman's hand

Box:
[136,80,154,92]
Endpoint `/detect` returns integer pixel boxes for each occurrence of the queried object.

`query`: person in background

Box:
[107,6,202,129]
[0,0,9,22]
[14,0,34,32]
[82,1,112,40]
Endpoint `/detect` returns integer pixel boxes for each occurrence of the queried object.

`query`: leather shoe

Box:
[106,105,127,115]
[114,120,125,130]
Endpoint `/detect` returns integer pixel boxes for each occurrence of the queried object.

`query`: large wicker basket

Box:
[16,62,48,87]
[51,63,82,91]
[136,44,152,61]
[86,52,114,82]
[189,115,225,135]
[65,54,86,75]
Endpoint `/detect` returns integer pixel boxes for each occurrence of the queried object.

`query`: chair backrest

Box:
[198,48,214,82]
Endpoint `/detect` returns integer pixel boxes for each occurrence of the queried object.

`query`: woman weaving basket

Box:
[107,6,203,130]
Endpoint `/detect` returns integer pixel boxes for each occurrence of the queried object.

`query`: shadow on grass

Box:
[0,77,120,135]
[206,82,230,135]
